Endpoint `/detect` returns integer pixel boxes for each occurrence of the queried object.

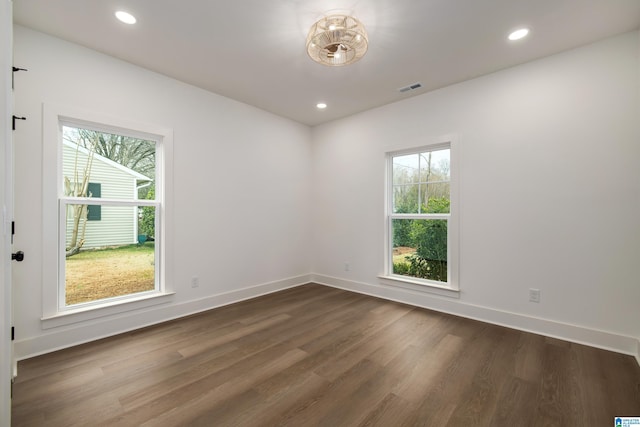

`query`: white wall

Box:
[311,31,640,358]
[11,24,640,362]
[12,26,313,358]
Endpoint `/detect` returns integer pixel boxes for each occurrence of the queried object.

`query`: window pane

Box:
[394,150,451,214]
[392,154,420,185]
[421,182,450,213]
[393,184,419,213]
[64,204,156,306]
[62,125,156,201]
[419,148,450,183]
[392,218,447,283]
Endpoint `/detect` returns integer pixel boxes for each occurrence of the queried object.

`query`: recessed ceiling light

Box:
[115,11,137,25]
[508,28,529,41]
[316,103,327,109]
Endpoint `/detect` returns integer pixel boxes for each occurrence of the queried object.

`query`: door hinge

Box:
[12,115,26,131]
[12,66,28,90]
[11,220,14,244]
[11,326,14,341]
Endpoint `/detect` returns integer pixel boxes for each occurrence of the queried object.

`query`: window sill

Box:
[378,275,460,299]
[41,291,175,329]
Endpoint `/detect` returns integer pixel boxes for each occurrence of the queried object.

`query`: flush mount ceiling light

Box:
[306,14,368,66]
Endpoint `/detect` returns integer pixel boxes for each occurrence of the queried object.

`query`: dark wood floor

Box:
[11,284,640,426]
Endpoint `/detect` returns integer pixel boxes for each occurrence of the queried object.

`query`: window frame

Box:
[382,137,459,293]
[42,104,174,328]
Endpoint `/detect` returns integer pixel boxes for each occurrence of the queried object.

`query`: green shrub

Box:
[139,187,155,238]
[395,254,447,282]
[393,261,411,275]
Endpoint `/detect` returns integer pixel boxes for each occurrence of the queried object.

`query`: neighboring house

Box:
[62,140,152,249]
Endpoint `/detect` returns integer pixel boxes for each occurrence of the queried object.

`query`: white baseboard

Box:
[15,274,312,360]
[312,274,640,361]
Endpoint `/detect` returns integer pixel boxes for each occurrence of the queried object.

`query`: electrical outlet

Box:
[529,288,540,303]
[191,277,199,288]
[344,263,350,272]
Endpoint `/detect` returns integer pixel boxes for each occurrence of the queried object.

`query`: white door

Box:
[1,1,14,425]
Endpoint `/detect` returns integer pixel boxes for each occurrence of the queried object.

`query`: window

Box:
[61,123,159,307]
[86,183,101,221]
[386,139,458,291]
[42,104,174,325]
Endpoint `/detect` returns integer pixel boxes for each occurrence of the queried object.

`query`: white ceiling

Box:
[13,0,640,126]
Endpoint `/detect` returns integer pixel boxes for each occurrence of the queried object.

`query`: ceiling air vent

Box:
[398,82,423,93]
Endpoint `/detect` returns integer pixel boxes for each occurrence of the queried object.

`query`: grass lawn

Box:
[65,242,155,306]
[392,246,416,265]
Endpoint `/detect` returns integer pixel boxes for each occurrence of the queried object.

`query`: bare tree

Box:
[74,128,155,178]
[67,128,155,199]
[64,140,95,257]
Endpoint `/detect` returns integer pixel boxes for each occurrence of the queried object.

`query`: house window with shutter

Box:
[87,182,101,221]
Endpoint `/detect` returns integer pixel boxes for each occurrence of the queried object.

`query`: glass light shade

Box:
[306,15,368,66]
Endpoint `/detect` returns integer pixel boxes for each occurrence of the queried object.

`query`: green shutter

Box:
[87,182,101,221]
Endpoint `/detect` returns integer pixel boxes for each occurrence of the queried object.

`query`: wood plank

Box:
[11,284,640,426]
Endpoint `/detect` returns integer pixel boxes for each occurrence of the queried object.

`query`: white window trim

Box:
[42,103,174,327]
[381,136,459,294]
